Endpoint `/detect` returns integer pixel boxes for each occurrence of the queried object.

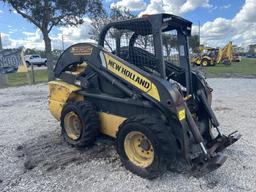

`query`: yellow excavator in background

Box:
[192,42,235,67]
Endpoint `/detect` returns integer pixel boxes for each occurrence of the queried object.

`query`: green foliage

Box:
[25,48,45,57]
[24,48,62,60]
[248,44,256,54]
[4,0,104,80]
[51,49,62,60]
[6,69,48,87]
[4,0,104,31]
[189,35,200,53]
[110,7,136,21]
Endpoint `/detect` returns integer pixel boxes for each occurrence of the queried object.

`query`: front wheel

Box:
[116,115,177,179]
[201,59,210,67]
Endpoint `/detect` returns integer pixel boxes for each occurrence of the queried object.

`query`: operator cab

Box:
[98,13,193,95]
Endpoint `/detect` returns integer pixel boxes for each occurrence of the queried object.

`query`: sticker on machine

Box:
[70,46,93,56]
[103,53,160,101]
[178,108,186,121]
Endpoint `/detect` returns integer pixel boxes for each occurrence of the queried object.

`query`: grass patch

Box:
[7,69,48,86]
[205,58,256,77]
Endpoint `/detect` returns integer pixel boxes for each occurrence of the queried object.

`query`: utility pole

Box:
[198,20,201,47]
[0,33,3,50]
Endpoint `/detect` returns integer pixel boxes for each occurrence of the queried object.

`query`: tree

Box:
[52,49,62,60]
[89,10,109,42]
[162,33,178,57]
[4,0,104,80]
[189,35,200,53]
[248,44,256,54]
[90,7,135,48]
[24,48,39,55]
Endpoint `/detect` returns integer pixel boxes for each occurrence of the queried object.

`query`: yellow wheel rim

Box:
[64,111,82,140]
[124,131,154,168]
[202,60,208,66]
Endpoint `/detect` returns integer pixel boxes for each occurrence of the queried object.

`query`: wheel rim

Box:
[124,131,154,168]
[202,60,208,66]
[64,111,82,140]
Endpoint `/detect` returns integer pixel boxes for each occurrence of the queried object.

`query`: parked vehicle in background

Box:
[191,42,234,66]
[246,54,256,58]
[25,54,47,67]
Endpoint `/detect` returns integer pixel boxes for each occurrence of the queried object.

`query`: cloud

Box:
[201,18,234,40]
[54,17,95,49]
[193,18,234,47]
[180,0,210,13]
[2,17,96,50]
[139,0,255,47]
[1,33,12,47]
[208,4,231,13]
[208,5,218,13]
[111,0,147,11]
[139,0,165,15]
[196,0,256,47]
[234,0,256,23]
[140,0,211,16]
[2,29,45,49]
[0,10,3,14]
[220,4,231,9]
[2,0,256,50]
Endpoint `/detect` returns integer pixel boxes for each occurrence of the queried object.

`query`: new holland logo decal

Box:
[70,46,93,56]
[104,53,160,101]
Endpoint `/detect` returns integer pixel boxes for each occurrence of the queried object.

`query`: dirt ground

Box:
[0,78,256,192]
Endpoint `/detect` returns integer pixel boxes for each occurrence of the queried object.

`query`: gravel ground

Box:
[0,78,256,192]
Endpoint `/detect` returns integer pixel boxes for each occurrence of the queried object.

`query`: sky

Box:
[0,0,255,50]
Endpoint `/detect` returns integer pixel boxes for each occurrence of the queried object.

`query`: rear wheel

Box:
[209,62,216,66]
[60,101,99,147]
[116,115,177,179]
[201,59,210,67]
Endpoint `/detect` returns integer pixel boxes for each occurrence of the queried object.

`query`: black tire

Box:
[44,61,47,66]
[60,101,99,148]
[26,61,31,67]
[223,60,231,66]
[192,62,197,67]
[116,115,177,179]
[201,59,210,67]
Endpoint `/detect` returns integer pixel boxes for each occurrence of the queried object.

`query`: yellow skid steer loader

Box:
[48,14,240,179]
